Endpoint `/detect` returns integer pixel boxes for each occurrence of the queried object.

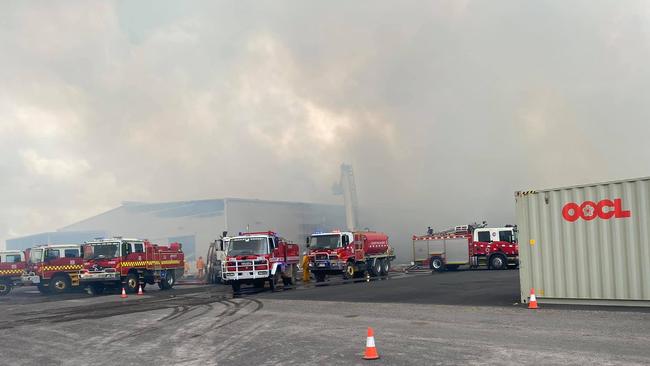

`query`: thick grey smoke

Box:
[2,1,650,252]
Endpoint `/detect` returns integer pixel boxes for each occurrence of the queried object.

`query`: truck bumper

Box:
[80,272,120,282]
[21,275,40,285]
[222,270,269,282]
[310,261,344,270]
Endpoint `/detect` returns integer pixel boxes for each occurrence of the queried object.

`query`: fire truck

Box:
[80,238,185,294]
[21,244,85,294]
[221,231,299,293]
[411,223,518,272]
[307,230,395,282]
[0,250,26,296]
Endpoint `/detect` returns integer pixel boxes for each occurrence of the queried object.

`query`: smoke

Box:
[2,1,650,254]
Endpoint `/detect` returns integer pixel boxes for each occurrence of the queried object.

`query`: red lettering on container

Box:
[562,198,631,222]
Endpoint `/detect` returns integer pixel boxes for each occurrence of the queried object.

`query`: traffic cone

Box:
[137,284,144,295]
[528,288,538,309]
[120,287,128,298]
[362,327,380,360]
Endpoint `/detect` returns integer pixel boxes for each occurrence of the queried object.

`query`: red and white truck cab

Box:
[308,230,395,282]
[80,237,184,294]
[0,250,26,296]
[21,244,84,294]
[221,231,299,293]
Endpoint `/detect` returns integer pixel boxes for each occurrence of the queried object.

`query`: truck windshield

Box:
[29,249,43,264]
[227,238,268,256]
[310,235,340,249]
[84,243,120,259]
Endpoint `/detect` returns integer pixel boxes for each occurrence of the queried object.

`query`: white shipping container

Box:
[516,177,650,307]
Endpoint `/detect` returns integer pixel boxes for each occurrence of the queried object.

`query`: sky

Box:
[1,1,650,250]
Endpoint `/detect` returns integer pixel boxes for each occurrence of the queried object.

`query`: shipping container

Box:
[516,177,650,307]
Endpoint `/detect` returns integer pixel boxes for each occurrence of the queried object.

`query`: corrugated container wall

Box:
[516,177,650,307]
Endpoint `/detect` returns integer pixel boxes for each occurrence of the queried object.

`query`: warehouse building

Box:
[7,198,346,267]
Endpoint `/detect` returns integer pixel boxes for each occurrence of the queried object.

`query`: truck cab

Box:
[472,227,517,244]
[0,250,26,296]
[221,231,299,293]
[22,244,84,294]
[307,231,352,275]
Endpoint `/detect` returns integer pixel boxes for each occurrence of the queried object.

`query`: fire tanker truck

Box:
[0,250,26,296]
[221,231,299,293]
[21,244,85,294]
[411,223,518,271]
[307,230,395,282]
[80,238,184,294]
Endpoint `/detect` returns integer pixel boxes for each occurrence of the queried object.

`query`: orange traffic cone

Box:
[363,327,380,360]
[137,284,144,295]
[528,288,538,309]
[120,287,128,298]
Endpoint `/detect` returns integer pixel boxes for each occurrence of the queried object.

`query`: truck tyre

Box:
[49,274,71,294]
[343,262,356,280]
[370,259,381,277]
[315,272,326,282]
[269,271,281,291]
[0,281,11,296]
[430,256,446,272]
[380,259,390,276]
[159,270,176,290]
[490,254,507,270]
[126,273,139,293]
[88,283,105,296]
[232,281,241,293]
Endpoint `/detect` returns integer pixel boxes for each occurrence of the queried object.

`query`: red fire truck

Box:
[411,223,518,271]
[21,244,85,294]
[307,230,395,282]
[80,238,184,294]
[0,250,26,296]
[221,231,299,293]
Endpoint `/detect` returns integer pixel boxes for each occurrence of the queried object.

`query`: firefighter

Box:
[184,260,190,278]
[196,256,205,280]
[301,252,310,283]
[427,226,433,235]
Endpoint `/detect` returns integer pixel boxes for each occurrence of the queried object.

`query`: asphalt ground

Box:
[1,270,649,365]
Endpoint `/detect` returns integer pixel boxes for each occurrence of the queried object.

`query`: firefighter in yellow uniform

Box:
[301,252,310,283]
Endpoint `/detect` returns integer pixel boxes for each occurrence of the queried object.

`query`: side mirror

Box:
[222,231,228,238]
[305,237,310,245]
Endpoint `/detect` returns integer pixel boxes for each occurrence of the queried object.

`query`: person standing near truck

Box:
[301,252,310,283]
[196,256,205,279]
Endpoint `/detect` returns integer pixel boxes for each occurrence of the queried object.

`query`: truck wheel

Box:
[159,270,176,290]
[315,272,326,282]
[490,254,507,270]
[380,259,390,276]
[88,283,105,296]
[231,281,241,293]
[49,274,71,294]
[269,271,281,291]
[126,273,139,293]
[430,256,446,272]
[370,259,381,277]
[0,281,11,296]
[343,262,356,280]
